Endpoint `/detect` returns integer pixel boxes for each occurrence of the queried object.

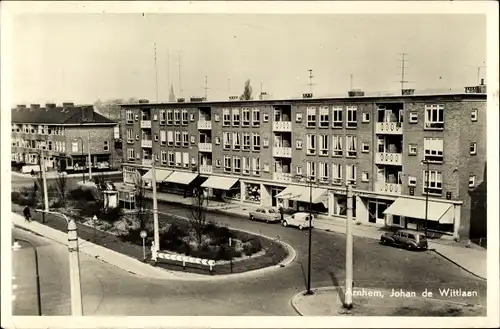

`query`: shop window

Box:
[244,183,261,203]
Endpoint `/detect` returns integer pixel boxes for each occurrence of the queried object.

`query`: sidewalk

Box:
[125,184,487,280]
[11,170,122,179]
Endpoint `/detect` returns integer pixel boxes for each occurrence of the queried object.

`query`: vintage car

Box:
[282,212,314,230]
[248,207,281,223]
[380,229,428,251]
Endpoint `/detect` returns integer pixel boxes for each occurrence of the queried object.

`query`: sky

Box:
[9,13,486,106]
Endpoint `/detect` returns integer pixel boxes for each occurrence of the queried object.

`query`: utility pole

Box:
[178,53,183,98]
[399,53,409,94]
[67,215,83,315]
[344,184,354,309]
[152,156,160,255]
[308,69,314,94]
[38,150,49,223]
[204,76,209,100]
[305,177,314,295]
[87,132,92,180]
[154,42,159,102]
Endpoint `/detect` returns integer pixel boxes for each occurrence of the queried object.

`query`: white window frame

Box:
[175,151,182,167]
[409,112,418,123]
[224,155,232,172]
[223,132,231,150]
[296,139,303,149]
[307,107,316,127]
[319,162,329,181]
[161,151,167,164]
[424,104,444,130]
[191,135,196,144]
[233,156,241,173]
[346,164,357,185]
[252,108,260,126]
[409,144,417,155]
[319,134,329,156]
[362,142,370,153]
[166,110,173,125]
[408,176,417,187]
[159,110,166,124]
[346,106,357,128]
[263,113,269,122]
[296,165,302,175]
[190,113,195,121]
[168,151,175,166]
[126,110,134,123]
[103,140,109,151]
[182,152,189,168]
[346,135,357,157]
[215,137,221,145]
[252,157,261,175]
[181,109,188,125]
[424,138,444,163]
[232,108,240,126]
[242,108,250,126]
[243,157,250,174]
[215,159,221,167]
[471,109,478,122]
[306,134,316,155]
[332,135,343,157]
[233,132,241,150]
[423,170,442,195]
[167,131,174,146]
[470,142,477,155]
[362,112,370,123]
[469,176,476,188]
[127,148,135,160]
[182,131,189,146]
[306,161,316,179]
[175,131,181,146]
[252,133,261,151]
[223,108,231,126]
[296,113,303,122]
[319,106,329,128]
[174,110,181,125]
[127,129,134,143]
[243,133,250,150]
[332,107,342,128]
[361,171,369,182]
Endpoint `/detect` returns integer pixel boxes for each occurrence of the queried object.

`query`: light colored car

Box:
[282,212,314,230]
[249,207,281,223]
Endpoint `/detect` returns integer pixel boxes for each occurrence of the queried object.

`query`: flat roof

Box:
[120,92,486,108]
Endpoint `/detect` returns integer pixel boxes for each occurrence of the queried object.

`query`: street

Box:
[10,173,122,191]
[11,198,487,316]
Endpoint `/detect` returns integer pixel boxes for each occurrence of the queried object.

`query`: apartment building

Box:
[11,103,119,173]
[120,83,487,240]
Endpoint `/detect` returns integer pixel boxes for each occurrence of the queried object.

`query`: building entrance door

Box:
[368,201,377,223]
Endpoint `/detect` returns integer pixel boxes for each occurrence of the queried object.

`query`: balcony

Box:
[375,182,402,195]
[375,152,403,166]
[140,120,152,129]
[375,122,403,135]
[199,165,213,175]
[272,147,292,158]
[142,158,153,167]
[141,140,152,148]
[198,120,212,130]
[273,121,292,132]
[198,143,212,152]
[273,172,293,182]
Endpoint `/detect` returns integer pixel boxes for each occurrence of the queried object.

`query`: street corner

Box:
[290,286,486,316]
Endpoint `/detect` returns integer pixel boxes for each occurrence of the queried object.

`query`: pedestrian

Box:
[279,205,284,222]
[23,205,32,222]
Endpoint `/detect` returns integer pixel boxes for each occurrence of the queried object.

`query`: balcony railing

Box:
[142,158,153,167]
[198,120,212,130]
[375,152,402,166]
[141,140,152,148]
[140,120,152,129]
[272,146,292,158]
[198,143,212,152]
[273,121,292,132]
[375,122,403,134]
[273,172,293,182]
[375,182,402,195]
[199,165,213,175]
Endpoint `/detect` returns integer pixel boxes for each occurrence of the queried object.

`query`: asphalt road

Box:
[12,199,487,316]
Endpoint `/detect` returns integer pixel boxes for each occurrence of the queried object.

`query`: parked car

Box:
[249,207,281,223]
[380,229,428,251]
[282,212,314,230]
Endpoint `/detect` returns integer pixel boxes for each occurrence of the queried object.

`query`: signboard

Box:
[156,252,216,266]
[140,230,147,239]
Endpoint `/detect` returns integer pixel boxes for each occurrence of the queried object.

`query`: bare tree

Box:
[133,170,148,230]
[187,187,207,246]
[55,172,68,207]
[240,79,253,100]
[92,173,109,214]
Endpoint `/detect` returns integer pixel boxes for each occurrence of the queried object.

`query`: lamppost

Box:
[12,238,42,316]
[35,209,83,315]
[421,159,430,237]
[74,137,85,183]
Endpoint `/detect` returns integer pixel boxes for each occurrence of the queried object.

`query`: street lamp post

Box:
[344,184,354,309]
[421,159,430,237]
[305,176,314,295]
[12,239,42,316]
[75,137,85,183]
[32,150,49,224]
[36,209,83,315]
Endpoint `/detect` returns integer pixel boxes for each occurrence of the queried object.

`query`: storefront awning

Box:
[384,197,454,223]
[201,176,239,191]
[142,168,173,182]
[290,187,328,204]
[275,185,304,200]
[164,171,198,185]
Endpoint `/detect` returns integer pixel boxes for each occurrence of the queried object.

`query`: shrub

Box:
[242,238,262,256]
[119,227,153,244]
[11,191,21,204]
[69,187,95,201]
[209,225,234,244]
[50,200,64,208]
[99,206,123,223]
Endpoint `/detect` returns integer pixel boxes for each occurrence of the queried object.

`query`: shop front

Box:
[275,185,328,214]
[243,182,261,204]
[161,171,199,197]
[142,168,173,189]
[200,176,240,201]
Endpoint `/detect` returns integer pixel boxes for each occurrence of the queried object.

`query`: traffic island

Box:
[291,287,485,316]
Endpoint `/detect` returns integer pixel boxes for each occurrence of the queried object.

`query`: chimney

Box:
[46,103,56,109]
[480,78,485,86]
[401,89,415,96]
[177,98,186,103]
[229,96,239,100]
[302,93,313,99]
[348,89,364,97]
[80,105,95,122]
[62,102,74,107]
[17,104,26,109]
[138,99,149,104]
[30,104,41,109]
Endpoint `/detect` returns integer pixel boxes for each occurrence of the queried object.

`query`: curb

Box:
[431,249,487,281]
[290,286,483,316]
